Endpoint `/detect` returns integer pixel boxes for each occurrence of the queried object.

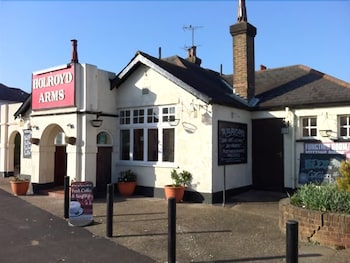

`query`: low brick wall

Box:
[279,198,350,249]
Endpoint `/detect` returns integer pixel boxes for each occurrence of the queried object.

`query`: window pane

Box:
[302,118,308,126]
[340,127,347,137]
[147,108,159,123]
[133,129,144,160]
[120,110,130,125]
[340,116,350,137]
[310,129,317,137]
[302,128,309,137]
[148,129,158,161]
[163,128,174,162]
[340,116,347,126]
[133,109,145,124]
[97,132,108,144]
[310,117,316,126]
[162,107,176,123]
[120,130,130,160]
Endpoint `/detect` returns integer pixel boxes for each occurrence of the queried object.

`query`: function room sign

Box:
[32,65,75,110]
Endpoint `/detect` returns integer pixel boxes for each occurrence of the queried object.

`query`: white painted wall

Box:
[10,63,117,187]
[253,106,350,189]
[212,104,252,192]
[115,65,215,194]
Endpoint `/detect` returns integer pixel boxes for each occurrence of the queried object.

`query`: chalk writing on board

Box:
[23,129,32,158]
[218,121,247,165]
[299,153,345,184]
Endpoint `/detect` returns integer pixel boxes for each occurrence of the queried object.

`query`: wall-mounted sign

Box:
[304,142,350,157]
[23,129,32,158]
[69,181,94,227]
[32,65,75,110]
[299,153,345,184]
[218,121,247,165]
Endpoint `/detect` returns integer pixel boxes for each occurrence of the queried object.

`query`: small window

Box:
[120,110,130,125]
[340,115,350,138]
[97,132,111,145]
[147,108,159,123]
[162,107,175,122]
[54,132,66,145]
[301,117,317,137]
[133,109,144,124]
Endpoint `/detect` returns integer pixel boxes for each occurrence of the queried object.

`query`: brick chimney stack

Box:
[71,39,78,63]
[230,0,256,100]
[187,46,202,66]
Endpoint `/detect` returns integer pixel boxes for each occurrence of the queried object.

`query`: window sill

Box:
[116,161,178,169]
[331,138,350,142]
[296,139,322,143]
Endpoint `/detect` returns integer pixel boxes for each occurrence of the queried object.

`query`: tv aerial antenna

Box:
[183,24,203,48]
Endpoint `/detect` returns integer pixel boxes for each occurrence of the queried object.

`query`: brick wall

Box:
[279,198,350,249]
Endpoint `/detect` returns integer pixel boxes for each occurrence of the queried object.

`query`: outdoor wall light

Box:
[319,129,333,137]
[281,120,290,134]
[31,125,39,130]
[67,123,74,129]
[166,117,180,126]
[90,112,103,128]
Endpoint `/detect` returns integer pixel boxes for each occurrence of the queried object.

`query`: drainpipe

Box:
[4,105,9,176]
[290,108,297,189]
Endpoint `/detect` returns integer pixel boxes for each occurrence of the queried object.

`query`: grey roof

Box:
[0,83,29,103]
[112,51,249,109]
[224,65,350,110]
[255,65,350,109]
[113,51,350,112]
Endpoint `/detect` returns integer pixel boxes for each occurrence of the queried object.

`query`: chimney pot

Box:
[260,65,267,71]
[186,46,201,66]
[71,39,78,63]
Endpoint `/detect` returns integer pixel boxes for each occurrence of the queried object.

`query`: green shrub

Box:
[289,183,350,214]
[336,160,350,192]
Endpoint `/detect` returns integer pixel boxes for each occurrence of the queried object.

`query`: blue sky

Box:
[1,1,349,93]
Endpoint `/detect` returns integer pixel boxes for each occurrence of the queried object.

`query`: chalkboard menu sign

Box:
[23,129,32,158]
[299,153,345,184]
[218,121,247,165]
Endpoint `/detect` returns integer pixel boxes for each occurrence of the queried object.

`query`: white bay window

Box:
[120,106,175,164]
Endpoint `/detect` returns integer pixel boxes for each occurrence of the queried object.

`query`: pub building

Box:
[2,0,350,203]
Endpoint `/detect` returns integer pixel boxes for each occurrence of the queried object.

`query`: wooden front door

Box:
[252,118,284,191]
[54,146,67,186]
[96,147,112,195]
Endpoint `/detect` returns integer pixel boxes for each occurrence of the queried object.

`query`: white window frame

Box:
[119,105,176,166]
[339,115,350,138]
[301,116,317,138]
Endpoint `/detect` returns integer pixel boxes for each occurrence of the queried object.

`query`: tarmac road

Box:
[0,187,154,263]
[1,177,350,263]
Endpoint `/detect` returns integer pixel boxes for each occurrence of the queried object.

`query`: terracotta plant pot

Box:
[117,181,136,196]
[10,180,29,196]
[164,185,185,203]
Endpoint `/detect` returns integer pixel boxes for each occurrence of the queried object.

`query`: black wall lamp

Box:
[281,120,290,134]
[90,112,103,128]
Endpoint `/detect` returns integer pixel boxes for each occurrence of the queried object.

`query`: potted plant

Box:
[164,169,192,202]
[10,175,30,196]
[117,169,137,196]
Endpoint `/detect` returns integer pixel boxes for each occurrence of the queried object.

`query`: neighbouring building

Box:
[2,0,350,203]
[0,84,29,177]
